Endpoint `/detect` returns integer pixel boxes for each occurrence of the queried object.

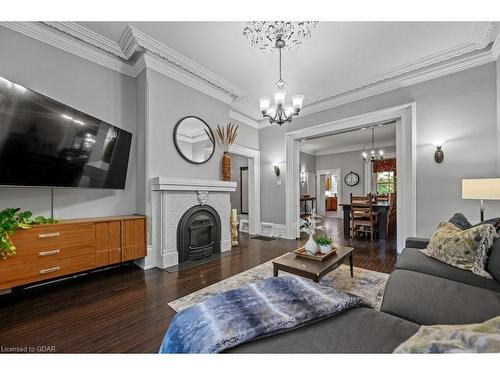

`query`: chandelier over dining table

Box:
[243,22,318,126]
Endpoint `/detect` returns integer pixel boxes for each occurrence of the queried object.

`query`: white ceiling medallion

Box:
[243,21,318,52]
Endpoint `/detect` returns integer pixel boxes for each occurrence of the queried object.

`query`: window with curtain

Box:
[373,158,396,195]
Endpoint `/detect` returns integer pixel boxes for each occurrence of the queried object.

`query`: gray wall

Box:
[0,27,137,219]
[299,151,316,196]
[228,153,248,215]
[260,63,499,237]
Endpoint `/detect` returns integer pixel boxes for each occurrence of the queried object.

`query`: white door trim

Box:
[285,102,416,252]
[228,143,261,235]
[316,168,342,216]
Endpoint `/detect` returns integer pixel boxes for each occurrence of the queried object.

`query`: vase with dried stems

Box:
[215,122,239,181]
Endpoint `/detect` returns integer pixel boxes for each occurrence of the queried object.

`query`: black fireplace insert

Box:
[177,205,221,263]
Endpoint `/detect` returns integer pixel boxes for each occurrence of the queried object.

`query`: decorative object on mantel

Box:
[215,123,239,181]
[243,22,315,125]
[300,208,320,255]
[0,208,57,259]
[230,209,239,247]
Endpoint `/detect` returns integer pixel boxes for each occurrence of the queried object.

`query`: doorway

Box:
[285,103,416,252]
[316,169,342,218]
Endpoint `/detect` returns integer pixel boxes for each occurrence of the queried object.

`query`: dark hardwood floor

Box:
[0,217,396,353]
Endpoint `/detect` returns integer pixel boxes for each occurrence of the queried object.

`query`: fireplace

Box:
[177,205,221,263]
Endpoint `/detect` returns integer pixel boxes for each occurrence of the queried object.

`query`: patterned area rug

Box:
[168,259,390,312]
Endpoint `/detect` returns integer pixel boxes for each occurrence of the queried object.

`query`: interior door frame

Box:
[316,168,342,216]
[240,166,249,215]
[285,102,416,253]
[228,143,261,235]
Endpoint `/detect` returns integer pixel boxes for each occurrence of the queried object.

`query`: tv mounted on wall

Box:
[0,76,132,189]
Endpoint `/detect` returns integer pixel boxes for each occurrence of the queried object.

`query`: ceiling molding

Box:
[3,21,499,129]
[228,110,260,129]
[135,53,234,104]
[0,22,135,77]
[314,140,396,157]
[42,22,248,102]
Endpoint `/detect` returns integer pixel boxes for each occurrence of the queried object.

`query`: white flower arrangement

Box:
[300,209,321,236]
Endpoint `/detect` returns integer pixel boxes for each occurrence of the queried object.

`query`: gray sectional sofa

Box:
[230,237,500,353]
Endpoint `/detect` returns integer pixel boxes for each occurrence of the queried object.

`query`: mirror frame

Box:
[173,116,216,165]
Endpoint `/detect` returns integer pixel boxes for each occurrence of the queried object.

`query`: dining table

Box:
[339,201,390,240]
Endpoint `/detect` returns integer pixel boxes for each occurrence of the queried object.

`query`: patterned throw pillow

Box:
[394,316,500,353]
[421,222,497,279]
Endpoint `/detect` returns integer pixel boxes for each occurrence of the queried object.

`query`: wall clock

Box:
[344,171,360,187]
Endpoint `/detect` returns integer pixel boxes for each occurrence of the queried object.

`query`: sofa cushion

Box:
[397,248,500,292]
[448,213,472,230]
[422,222,495,279]
[487,238,500,282]
[405,237,430,249]
[380,269,500,325]
[226,307,420,353]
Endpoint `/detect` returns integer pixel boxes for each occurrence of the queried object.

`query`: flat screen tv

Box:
[0,76,132,189]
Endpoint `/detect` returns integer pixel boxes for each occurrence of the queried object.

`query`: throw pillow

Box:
[448,213,472,230]
[471,217,500,230]
[394,316,500,353]
[421,221,496,279]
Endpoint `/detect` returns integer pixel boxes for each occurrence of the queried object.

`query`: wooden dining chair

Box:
[350,193,378,240]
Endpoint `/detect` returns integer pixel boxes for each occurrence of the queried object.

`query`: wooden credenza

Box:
[0,215,146,290]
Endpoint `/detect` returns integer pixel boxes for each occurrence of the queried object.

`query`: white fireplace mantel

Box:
[150,177,236,269]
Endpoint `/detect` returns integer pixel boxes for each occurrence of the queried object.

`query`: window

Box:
[376,171,396,195]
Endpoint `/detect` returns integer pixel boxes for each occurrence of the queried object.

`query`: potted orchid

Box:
[300,209,321,255]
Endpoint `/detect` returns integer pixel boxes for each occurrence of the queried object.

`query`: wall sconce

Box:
[433,140,444,163]
[300,171,306,184]
[272,161,280,176]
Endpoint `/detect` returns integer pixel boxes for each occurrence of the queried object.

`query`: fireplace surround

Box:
[151,177,236,268]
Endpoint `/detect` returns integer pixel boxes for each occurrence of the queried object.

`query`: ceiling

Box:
[76,21,495,120]
[300,122,396,155]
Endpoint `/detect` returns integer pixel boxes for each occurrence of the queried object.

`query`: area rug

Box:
[168,259,390,312]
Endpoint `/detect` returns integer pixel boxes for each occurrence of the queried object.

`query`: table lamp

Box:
[462,178,500,221]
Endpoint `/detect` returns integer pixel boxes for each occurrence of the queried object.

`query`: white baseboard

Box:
[260,222,287,238]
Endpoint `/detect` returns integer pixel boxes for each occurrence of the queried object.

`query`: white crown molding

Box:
[135,53,234,104]
[42,22,247,102]
[314,140,396,157]
[0,22,135,77]
[228,110,260,129]
[3,21,499,128]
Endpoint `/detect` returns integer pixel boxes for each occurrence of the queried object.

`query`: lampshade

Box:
[284,106,294,117]
[273,89,286,106]
[462,178,500,200]
[291,94,305,110]
[259,97,271,113]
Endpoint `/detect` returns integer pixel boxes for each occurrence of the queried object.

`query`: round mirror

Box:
[173,116,215,164]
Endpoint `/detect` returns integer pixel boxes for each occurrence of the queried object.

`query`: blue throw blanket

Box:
[159,276,366,353]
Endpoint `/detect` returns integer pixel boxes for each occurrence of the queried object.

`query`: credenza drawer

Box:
[0,253,96,289]
[8,223,95,260]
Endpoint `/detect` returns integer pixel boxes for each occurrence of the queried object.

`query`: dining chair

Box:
[350,193,378,240]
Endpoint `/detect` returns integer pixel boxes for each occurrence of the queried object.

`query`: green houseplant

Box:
[315,234,333,254]
[0,208,57,259]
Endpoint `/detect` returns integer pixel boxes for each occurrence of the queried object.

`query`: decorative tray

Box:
[294,246,337,261]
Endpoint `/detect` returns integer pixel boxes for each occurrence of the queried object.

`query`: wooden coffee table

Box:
[272,245,354,283]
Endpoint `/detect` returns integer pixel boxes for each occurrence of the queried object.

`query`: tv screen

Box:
[0,76,132,189]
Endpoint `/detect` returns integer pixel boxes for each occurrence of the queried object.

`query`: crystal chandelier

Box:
[243,22,317,126]
[362,127,384,163]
